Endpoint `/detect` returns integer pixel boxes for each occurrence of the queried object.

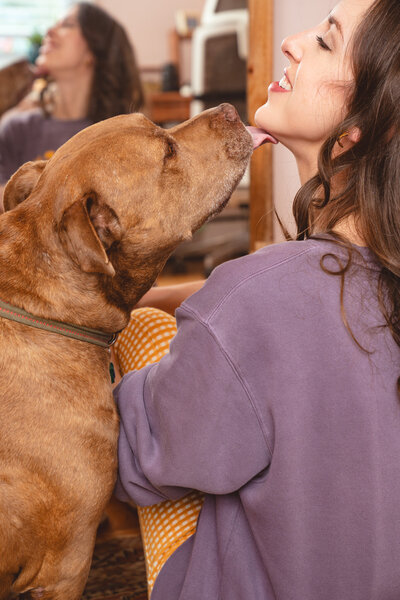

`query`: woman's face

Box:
[36,6,94,76]
[255,0,374,157]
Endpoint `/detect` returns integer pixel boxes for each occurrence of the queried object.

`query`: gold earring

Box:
[338,131,349,148]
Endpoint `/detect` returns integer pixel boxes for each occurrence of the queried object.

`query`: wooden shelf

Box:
[146,91,192,124]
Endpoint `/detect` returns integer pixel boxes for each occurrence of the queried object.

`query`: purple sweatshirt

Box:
[115,237,400,600]
[0,109,91,183]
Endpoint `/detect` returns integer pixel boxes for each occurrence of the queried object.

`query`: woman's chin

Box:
[254,113,282,144]
[254,104,269,128]
[35,56,50,71]
[34,59,49,77]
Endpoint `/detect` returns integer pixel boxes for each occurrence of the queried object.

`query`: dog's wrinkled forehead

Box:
[47,115,166,185]
[32,106,252,224]
[39,114,183,221]
[56,114,163,161]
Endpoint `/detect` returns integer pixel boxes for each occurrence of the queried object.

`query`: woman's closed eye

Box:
[316,35,331,51]
[60,17,77,28]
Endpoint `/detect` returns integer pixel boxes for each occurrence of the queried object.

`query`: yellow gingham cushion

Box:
[114,307,204,597]
[115,307,178,372]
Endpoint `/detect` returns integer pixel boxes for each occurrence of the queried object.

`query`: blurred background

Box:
[0,0,332,280]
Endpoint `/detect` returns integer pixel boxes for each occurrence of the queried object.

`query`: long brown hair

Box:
[77,2,144,121]
[40,3,144,121]
[291,0,400,393]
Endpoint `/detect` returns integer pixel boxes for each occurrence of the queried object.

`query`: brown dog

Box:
[0,104,253,599]
[0,60,34,118]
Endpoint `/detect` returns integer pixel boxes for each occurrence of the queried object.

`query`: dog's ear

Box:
[3,160,47,212]
[59,196,122,277]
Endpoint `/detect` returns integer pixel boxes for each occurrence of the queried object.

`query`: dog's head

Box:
[0,60,35,117]
[2,105,253,318]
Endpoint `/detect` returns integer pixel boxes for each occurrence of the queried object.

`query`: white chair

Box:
[190,0,248,117]
[201,0,248,26]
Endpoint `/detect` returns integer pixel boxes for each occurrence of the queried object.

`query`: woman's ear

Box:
[348,127,361,143]
[337,127,362,150]
[2,160,47,211]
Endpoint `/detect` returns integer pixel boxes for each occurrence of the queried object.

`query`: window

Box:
[0,0,76,67]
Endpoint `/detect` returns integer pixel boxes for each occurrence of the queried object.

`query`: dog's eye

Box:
[164,139,177,160]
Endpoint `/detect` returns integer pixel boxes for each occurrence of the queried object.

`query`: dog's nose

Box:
[219,103,240,123]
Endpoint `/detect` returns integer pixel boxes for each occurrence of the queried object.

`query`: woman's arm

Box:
[114,303,270,505]
[135,279,205,316]
[110,281,205,388]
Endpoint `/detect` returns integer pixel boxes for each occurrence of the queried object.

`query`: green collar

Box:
[0,298,118,348]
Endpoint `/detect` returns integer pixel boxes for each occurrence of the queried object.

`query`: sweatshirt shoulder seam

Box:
[206,244,317,321]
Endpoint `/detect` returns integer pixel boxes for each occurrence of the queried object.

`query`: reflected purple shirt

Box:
[0,109,91,183]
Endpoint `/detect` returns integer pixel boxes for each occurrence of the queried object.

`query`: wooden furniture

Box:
[144,29,193,125]
[248,0,274,250]
[146,91,192,125]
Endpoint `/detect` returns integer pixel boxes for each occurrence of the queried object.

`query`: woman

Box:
[0,2,143,204]
[119,0,399,597]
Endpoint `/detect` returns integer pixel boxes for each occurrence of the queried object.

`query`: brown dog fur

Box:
[0,60,34,118]
[0,104,252,599]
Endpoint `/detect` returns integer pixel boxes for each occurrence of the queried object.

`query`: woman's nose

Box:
[46,23,57,38]
[281,33,302,64]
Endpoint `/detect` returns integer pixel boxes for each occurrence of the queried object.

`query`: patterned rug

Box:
[82,534,147,600]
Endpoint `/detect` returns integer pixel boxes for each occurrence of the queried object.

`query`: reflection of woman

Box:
[0,2,143,202]
[114,0,400,598]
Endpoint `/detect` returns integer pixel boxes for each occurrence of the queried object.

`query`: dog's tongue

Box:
[246,126,279,149]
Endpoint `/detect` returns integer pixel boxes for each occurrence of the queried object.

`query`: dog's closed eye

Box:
[164,139,177,161]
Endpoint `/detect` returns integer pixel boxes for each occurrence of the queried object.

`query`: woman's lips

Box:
[246,126,279,149]
[39,41,56,54]
[268,72,293,94]
[268,81,292,93]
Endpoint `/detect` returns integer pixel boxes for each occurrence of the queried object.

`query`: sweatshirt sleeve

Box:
[114,305,271,506]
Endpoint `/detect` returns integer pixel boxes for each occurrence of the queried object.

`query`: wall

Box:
[95,0,204,81]
[272,0,332,240]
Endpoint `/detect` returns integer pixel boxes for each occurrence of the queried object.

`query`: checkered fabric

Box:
[114,307,204,597]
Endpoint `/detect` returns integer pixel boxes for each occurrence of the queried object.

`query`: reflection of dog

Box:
[0,60,34,117]
[0,104,252,600]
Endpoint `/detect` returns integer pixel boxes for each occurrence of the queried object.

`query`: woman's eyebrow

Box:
[328,13,344,40]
